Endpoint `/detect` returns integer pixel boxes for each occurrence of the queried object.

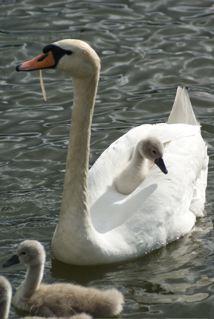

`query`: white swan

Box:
[0,277,92,319]
[16,39,208,265]
[3,240,124,317]
[114,137,168,195]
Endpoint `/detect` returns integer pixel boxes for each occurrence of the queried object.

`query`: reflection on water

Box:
[0,0,214,318]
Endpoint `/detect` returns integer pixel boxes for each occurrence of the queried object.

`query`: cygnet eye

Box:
[152,149,157,155]
[20,251,26,255]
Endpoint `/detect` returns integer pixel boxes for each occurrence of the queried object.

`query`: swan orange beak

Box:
[16,51,56,72]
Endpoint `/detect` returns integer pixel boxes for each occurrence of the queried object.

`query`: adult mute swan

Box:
[16,39,208,265]
[0,276,92,319]
[3,240,124,317]
[114,137,168,195]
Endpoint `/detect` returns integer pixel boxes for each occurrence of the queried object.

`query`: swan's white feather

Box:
[167,86,198,125]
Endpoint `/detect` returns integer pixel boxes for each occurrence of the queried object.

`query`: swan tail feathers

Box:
[167,87,199,125]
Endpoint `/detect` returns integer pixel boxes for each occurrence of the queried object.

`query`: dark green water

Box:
[1,0,214,318]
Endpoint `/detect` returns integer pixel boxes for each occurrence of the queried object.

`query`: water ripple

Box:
[1,0,214,318]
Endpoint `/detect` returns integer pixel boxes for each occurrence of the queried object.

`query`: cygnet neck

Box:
[132,147,153,171]
[21,262,44,299]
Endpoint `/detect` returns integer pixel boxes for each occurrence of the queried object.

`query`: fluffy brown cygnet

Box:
[3,240,124,317]
[0,275,92,319]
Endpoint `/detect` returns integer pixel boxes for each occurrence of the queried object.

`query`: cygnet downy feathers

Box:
[3,240,124,317]
[114,137,168,194]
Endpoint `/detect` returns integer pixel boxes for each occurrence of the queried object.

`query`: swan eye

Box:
[42,44,73,67]
[20,251,26,255]
[43,44,72,56]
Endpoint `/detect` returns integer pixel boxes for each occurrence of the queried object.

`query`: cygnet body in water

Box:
[3,240,124,317]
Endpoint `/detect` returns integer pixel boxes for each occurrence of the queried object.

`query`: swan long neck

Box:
[60,72,99,222]
[20,263,44,299]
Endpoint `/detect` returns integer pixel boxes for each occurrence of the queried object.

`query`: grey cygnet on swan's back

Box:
[3,240,124,317]
[0,275,92,319]
[114,137,168,195]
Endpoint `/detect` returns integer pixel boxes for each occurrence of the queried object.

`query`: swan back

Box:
[0,276,12,319]
[89,86,200,206]
[89,123,201,206]
[89,122,207,260]
[88,87,207,256]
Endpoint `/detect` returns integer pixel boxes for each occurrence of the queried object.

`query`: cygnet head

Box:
[3,240,46,268]
[16,39,100,78]
[137,137,168,174]
[0,276,12,319]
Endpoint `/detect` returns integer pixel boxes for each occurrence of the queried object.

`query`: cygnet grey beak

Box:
[3,255,20,268]
[154,158,168,174]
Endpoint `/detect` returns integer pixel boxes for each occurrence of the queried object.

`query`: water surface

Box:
[1,0,214,318]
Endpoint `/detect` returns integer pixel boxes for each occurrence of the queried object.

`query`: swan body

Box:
[114,137,168,195]
[3,240,124,317]
[16,40,208,265]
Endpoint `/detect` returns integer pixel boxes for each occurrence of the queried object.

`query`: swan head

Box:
[0,276,12,312]
[137,137,168,174]
[3,240,46,268]
[16,39,100,78]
